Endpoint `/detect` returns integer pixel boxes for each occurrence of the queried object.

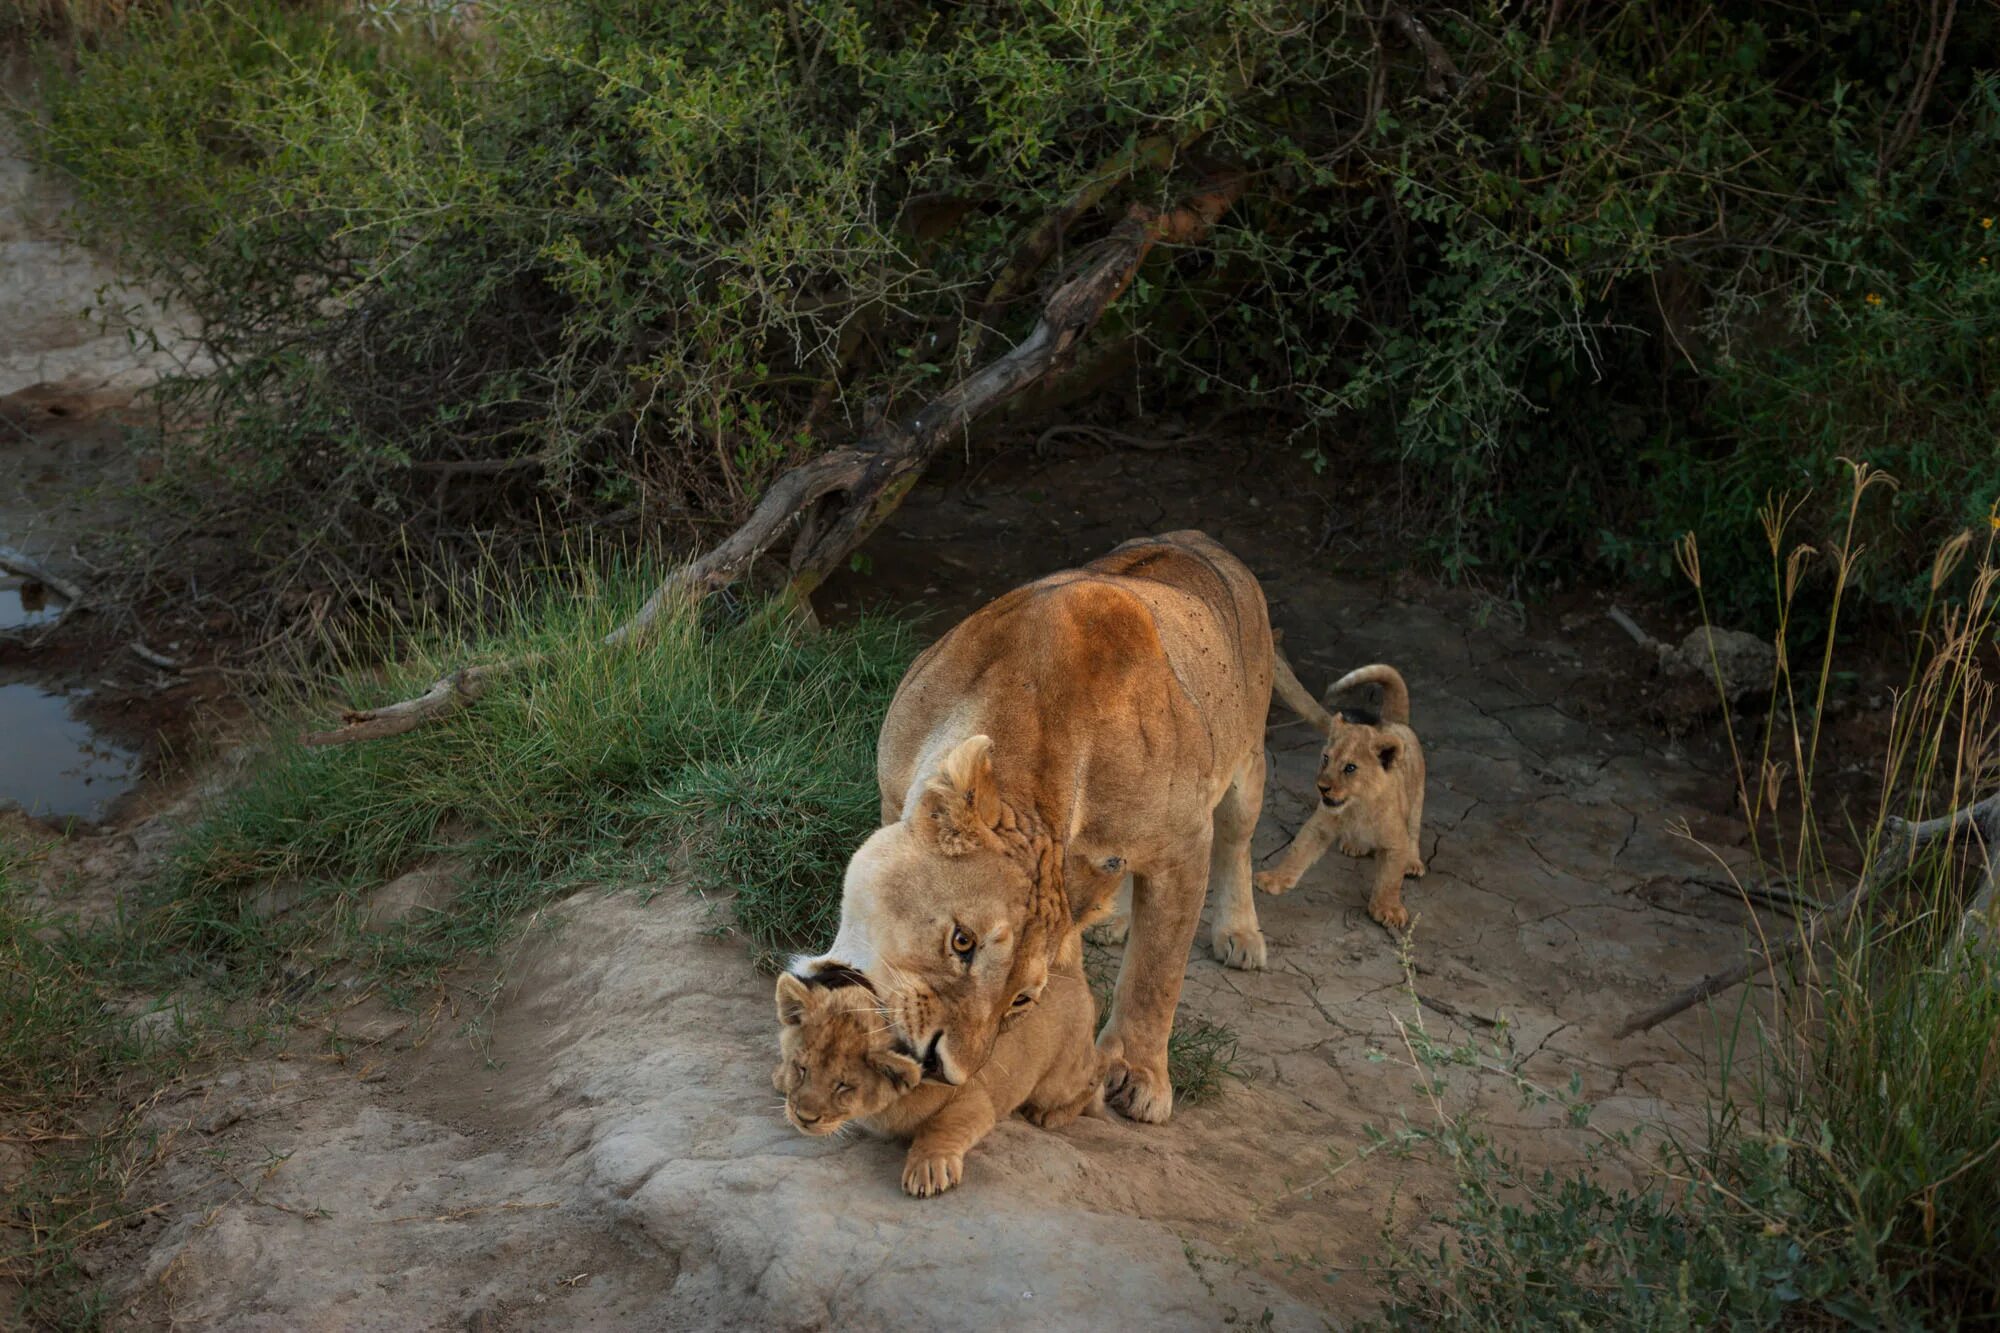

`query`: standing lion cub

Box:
[1257,651,1428,930]
[772,936,1101,1197]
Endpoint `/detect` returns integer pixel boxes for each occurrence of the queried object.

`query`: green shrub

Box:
[22,2,1998,623]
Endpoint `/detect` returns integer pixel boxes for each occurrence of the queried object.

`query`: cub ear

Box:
[913,734,1003,856]
[870,1049,922,1094]
[775,972,813,1027]
[1378,740,1401,771]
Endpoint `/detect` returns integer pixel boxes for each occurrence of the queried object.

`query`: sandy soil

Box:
[3,80,1805,1330]
[72,462,1791,1329]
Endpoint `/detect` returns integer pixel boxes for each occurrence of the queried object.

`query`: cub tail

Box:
[1326,663,1411,726]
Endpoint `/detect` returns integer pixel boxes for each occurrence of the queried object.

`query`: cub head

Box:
[1316,713,1405,811]
[792,735,1065,1089]
[771,973,922,1135]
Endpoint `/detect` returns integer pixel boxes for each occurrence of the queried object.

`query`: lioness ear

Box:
[1378,740,1400,771]
[870,1049,922,1094]
[775,972,813,1027]
[914,734,1003,856]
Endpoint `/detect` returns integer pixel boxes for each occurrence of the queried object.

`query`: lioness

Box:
[772,936,1100,1197]
[792,531,1274,1124]
[1258,657,1427,929]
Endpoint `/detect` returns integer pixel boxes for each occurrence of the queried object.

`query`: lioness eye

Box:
[1342,763,1358,775]
[1011,992,1034,1008]
[950,926,976,960]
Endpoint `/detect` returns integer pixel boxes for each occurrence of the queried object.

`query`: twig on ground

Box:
[1617,791,2000,1037]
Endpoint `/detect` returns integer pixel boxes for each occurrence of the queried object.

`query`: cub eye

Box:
[1010,992,1035,1009]
[835,1082,853,1096]
[793,1061,806,1077]
[1342,763,1358,775]
[950,926,976,960]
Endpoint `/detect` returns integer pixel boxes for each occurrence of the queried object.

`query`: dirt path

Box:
[4,84,1779,1326]
[80,449,1781,1330]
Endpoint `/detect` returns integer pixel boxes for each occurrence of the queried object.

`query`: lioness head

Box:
[1316,713,1404,809]
[771,973,921,1135]
[793,735,1062,1088]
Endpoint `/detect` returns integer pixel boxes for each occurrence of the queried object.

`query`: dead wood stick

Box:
[301,657,545,746]
[1383,2,1463,98]
[1617,792,2000,1037]
[0,544,87,608]
[1606,605,1663,657]
[301,174,1245,747]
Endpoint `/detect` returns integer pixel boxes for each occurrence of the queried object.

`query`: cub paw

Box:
[1084,915,1130,946]
[1212,922,1267,971]
[1102,1058,1174,1124]
[901,1147,965,1198]
[1406,857,1427,879]
[1368,896,1410,931]
[1023,1099,1085,1131]
[1338,837,1368,858]
[1252,870,1294,896]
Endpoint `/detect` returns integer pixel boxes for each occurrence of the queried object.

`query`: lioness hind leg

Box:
[1254,800,1339,897]
[1207,750,1268,971]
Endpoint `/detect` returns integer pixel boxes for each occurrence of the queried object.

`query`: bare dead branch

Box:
[298,173,1246,746]
[1616,791,2000,1037]
[1383,3,1462,99]
[0,544,87,608]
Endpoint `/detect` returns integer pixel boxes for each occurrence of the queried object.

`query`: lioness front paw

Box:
[1084,914,1130,946]
[1252,870,1294,896]
[1212,922,1267,971]
[1369,896,1410,931]
[901,1147,965,1198]
[1102,1058,1174,1124]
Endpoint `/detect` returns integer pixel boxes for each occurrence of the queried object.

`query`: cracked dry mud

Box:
[93,453,1786,1331]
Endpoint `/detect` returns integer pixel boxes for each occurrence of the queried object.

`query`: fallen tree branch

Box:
[301,172,1246,746]
[1616,791,2000,1037]
[0,544,87,609]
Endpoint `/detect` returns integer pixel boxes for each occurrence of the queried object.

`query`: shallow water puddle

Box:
[0,682,139,821]
[1,571,65,629]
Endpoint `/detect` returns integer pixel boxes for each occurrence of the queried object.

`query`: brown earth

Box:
[65,452,1806,1330]
[4,78,1833,1330]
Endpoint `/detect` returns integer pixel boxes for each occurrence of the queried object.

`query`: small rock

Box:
[362,861,465,931]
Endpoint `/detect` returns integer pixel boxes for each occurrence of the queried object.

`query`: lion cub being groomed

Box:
[1256,652,1428,930]
[772,936,1101,1198]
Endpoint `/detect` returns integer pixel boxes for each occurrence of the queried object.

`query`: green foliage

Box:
[1370,483,2000,1327]
[162,562,913,975]
[24,2,1997,619]
[1,838,191,1330]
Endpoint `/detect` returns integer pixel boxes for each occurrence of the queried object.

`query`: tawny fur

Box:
[772,936,1102,1198]
[1258,657,1427,931]
[795,531,1275,1126]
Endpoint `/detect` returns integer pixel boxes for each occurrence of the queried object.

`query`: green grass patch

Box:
[1,837,197,1330]
[157,561,913,985]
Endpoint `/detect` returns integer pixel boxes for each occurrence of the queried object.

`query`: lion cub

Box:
[1257,654,1427,930]
[772,937,1101,1198]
